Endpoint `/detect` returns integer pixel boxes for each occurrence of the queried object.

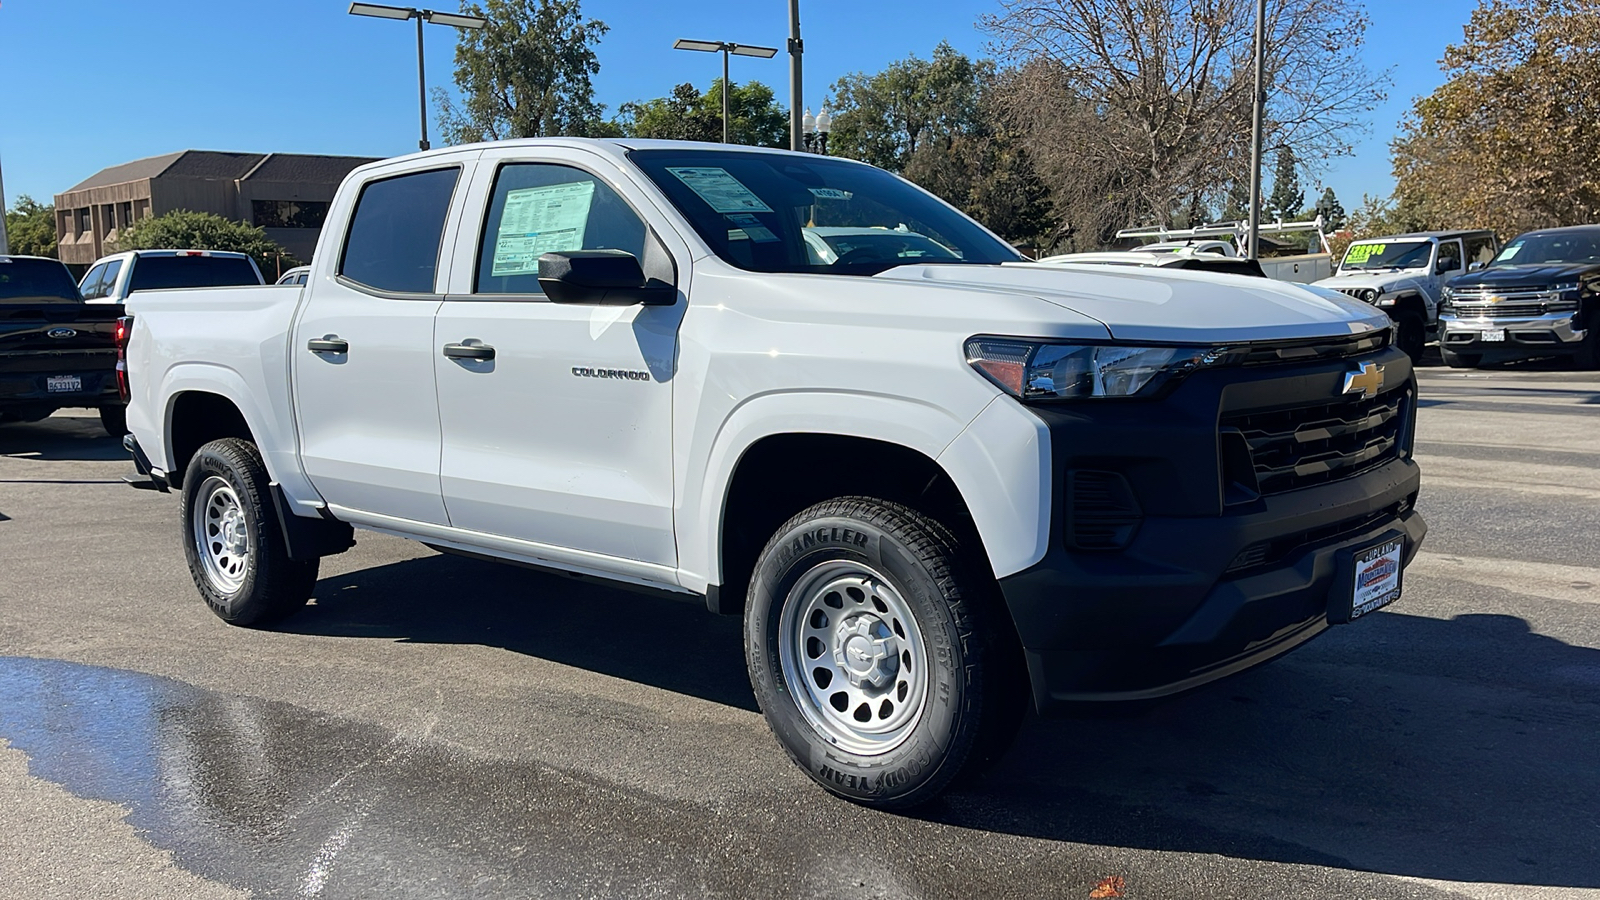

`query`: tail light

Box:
[115,316,134,403]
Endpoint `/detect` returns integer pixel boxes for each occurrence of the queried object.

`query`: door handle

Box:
[307,337,348,354]
[442,342,495,361]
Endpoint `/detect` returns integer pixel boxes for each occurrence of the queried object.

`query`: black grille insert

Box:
[1066,470,1143,551]
[1222,387,1408,496]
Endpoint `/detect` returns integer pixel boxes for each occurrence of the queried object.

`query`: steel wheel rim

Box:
[777,560,930,756]
[193,476,250,595]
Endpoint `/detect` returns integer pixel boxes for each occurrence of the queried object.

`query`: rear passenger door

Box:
[292,158,474,525]
[432,149,689,571]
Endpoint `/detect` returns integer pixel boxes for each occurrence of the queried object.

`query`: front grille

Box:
[1226,502,1406,574]
[1221,386,1408,496]
[1446,289,1574,319]
[1333,287,1373,301]
[1233,331,1390,366]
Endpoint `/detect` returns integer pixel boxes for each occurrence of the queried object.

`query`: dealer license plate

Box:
[1480,328,1506,342]
[1350,538,1404,619]
[46,375,82,393]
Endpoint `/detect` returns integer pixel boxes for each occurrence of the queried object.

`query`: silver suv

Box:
[1315,230,1498,361]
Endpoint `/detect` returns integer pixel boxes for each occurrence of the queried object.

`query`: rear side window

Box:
[128,256,261,292]
[0,257,82,303]
[340,167,459,294]
[79,263,109,299]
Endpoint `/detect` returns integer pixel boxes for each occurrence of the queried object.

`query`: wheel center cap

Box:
[832,614,899,689]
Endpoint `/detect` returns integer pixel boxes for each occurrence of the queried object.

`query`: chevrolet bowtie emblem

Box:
[1342,361,1385,400]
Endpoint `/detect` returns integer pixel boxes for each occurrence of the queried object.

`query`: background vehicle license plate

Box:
[1350,538,1404,619]
[46,375,82,393]
[1481,329,1506,342]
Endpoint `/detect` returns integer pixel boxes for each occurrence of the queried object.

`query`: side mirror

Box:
[1435,258,1460,274]
[537,250,675,306]
[1468,260,1486,272]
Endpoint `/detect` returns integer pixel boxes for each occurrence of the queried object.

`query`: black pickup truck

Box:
[0,255,125,435]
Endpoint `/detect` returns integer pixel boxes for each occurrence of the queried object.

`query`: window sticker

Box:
[667,166,773,214]
[490,181,596,277]
[726,212,778,242]
[808,187,853,201]
[1345,243,1386,264]
[1495,241,1522,262]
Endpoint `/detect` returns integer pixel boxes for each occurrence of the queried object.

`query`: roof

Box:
[1354,230,1496,242]
[62,150,380,193]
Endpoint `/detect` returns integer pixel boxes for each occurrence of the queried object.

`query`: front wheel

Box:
[745,497,1025,809]
[1392,311,1426,363]
[181,438,318,627]
[1574,325,1600,370]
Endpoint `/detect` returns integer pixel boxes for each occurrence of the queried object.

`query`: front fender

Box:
[678,389,1050,592]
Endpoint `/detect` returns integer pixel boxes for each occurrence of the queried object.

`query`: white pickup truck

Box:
[122,139,1426,808]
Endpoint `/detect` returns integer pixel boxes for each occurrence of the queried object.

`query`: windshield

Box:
[0,257,82,304]
[1492,230,1600,266]
[1340,240,1431,271]
[628,149,1021,275]
[128,256,260,292]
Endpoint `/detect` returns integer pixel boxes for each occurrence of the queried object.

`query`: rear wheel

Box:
[1440,347,1482,369]
[745,497,1025,809]
[98,404,127,438]
[181,438,318,627]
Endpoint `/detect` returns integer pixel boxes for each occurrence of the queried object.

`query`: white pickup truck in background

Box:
[122,139,1425,808]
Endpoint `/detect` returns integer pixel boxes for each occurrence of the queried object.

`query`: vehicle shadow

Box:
[286,551,1600,887]
[0,414,124,462]
[292,550,757,711]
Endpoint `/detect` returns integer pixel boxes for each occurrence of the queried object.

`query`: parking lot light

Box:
[349,3,489,152]
[673,38,780,144]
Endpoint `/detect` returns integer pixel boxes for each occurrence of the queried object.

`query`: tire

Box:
[1574,325,1600,370]
[98,404,127,438]
[745,496,1026,809]
[1392,311,1426,363]
[181,438,318,627]
[1440,347,1482,369]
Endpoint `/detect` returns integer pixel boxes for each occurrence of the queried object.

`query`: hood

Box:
[1313,270,1429,291]
[1446,262,1600,290]
[874,263,1390,343]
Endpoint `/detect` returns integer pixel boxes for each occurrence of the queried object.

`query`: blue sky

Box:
[0,0,1476,214]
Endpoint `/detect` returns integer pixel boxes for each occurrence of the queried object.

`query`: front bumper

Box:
[1440,311,1586,353]
[998,345,1426,711]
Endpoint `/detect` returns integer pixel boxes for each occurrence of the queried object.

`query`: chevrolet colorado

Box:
[122,139,1425,807]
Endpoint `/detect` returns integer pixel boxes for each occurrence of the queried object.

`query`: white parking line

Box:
[1417,454,1600,501]
[1411,552,1600,605]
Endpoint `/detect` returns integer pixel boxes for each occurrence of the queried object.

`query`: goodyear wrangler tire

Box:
[745,496,1024,809]
[181,438,318,627]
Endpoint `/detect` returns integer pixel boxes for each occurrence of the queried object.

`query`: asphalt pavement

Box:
[1,356,1596,900]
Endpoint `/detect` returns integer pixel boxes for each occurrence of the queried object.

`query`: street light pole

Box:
[722,46,731,145]
[348,3,488,153]
[416,13,429,150]
[1245,0,1267,260]
[788,0,803,152]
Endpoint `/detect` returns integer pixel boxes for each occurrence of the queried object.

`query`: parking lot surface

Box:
[2,360,1597,900]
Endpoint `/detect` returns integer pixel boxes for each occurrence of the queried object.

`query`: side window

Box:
[339,167,459,294]
[1465,235,1496,267]
[474,163,647,295]
[79,264,107,300]
[1436,240,1462,273]
[99,259,123,298]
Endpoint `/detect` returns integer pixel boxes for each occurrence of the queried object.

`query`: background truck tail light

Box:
[115,316,134,403]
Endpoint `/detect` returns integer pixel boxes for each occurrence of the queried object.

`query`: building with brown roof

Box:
[53,150,380,269]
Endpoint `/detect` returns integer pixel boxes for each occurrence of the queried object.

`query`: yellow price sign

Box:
[1346,243,1385,264]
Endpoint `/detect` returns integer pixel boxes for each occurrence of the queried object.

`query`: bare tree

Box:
[982,0,1387,248]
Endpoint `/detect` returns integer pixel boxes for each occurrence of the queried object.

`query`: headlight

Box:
[965,338,1227,400]
[1547,282,1580,294]
[1358,287,1379,302]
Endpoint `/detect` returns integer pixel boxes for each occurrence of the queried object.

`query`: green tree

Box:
[1222,181,1250,222]
[4,196,57,258]
[435,0,609,143]
[618,79,788,147]
[826,44,1054,248]
[111,210,297,277]
[1268,148,1304,221]
[1314,187,1347,231]
[1391,0,1600,236]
